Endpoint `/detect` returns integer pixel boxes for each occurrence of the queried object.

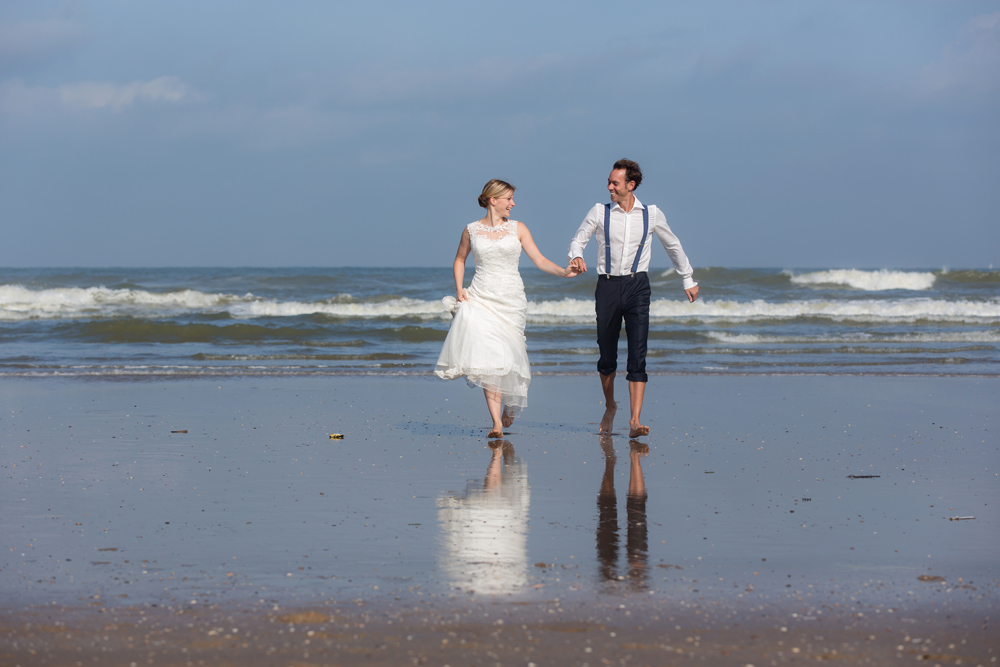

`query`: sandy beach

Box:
[2,374,997,665]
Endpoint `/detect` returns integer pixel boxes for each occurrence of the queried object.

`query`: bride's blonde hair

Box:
[477,179,515,209]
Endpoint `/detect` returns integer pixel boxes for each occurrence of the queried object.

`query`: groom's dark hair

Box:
[613,158,642,189]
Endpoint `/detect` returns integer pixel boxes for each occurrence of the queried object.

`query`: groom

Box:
[568,159,699,437]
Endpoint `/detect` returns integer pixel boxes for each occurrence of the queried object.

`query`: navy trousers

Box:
[595,272,650,383]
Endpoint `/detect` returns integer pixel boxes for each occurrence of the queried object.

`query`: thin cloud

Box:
[59,76,200,111]
[0,74,391,149]
[0,76,202,117]
[919,11,1000,98]
[0,16,86,70]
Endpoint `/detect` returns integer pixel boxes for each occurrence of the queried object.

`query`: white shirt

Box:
[567,197,698,290]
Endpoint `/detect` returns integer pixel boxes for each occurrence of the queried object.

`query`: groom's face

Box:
[608,169,635,204]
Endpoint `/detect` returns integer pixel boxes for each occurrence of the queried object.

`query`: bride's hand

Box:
[456,287,468,302]
[563,265,581,278]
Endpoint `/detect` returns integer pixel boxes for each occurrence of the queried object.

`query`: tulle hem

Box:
[434,365,530,415]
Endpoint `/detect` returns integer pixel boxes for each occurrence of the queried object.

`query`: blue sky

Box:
[1,1,997,269]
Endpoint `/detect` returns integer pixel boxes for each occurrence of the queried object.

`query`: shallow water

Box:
[1,375,997,617]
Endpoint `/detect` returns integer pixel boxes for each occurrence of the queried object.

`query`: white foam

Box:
[525,298,594,320]
[228,297,446,319]
[3,283,999,324]
[652,297,1000,323]
[0,284,445,321]
[0,284,237,320]
[706,330,1000,344]
[785,269,936,291]
[527,297,1000,324]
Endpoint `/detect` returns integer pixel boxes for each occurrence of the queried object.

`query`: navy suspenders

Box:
[634,206,649,274]
[603,203,649,276]
[603,204,612,274]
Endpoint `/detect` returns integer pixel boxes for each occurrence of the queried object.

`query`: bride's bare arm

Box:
[517,222,580,278]
[453,228,472,300]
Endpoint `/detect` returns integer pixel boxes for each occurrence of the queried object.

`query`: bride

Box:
[435,179,579,438]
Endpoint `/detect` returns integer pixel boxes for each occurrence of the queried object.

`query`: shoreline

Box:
[2,369,999,378]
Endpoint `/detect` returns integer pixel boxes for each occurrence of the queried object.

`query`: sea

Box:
[1,266,998,378]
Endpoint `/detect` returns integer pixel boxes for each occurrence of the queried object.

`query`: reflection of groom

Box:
[596,438,650,590]
[568,159,699,437]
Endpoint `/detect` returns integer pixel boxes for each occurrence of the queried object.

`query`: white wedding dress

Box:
[434,220,530,414]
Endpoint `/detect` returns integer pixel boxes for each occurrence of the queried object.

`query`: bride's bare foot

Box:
[501,408,514,429]
[599,401,617,434]
[629,421,650,438]
[488,428,503,439]
[501,441,515,461]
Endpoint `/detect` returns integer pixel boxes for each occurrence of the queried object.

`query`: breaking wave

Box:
[0,284,233,318]
[644,298,1000,324]
[3,284,999,324]
[785,269,936,291]
[0,284,435,321]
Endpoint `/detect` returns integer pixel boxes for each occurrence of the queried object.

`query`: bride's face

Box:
[490,191,515,218]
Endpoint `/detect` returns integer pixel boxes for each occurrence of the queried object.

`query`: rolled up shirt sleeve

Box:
[568,204,603,264]
[652,207,698,290]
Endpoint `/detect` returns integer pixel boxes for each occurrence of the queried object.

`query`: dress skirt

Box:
[434,294,530,414]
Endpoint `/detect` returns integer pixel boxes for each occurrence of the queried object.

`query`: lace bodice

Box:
[467,220,525,301]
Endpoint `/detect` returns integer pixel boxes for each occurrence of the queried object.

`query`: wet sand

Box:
[2,375,997,665]
[3,599,995,666]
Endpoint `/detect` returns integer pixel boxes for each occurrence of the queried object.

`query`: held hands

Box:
[565,255,696,299]
[456,287,468,302]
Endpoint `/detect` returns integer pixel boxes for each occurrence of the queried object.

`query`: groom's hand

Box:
[569,257,587,274]
[685,285,699,302]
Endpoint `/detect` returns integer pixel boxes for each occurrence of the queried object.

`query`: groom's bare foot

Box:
[629,421,650,438]
[501,410,514,429]
[599,401,617,434]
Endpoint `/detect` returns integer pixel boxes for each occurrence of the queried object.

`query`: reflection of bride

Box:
[436,441,530,595]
